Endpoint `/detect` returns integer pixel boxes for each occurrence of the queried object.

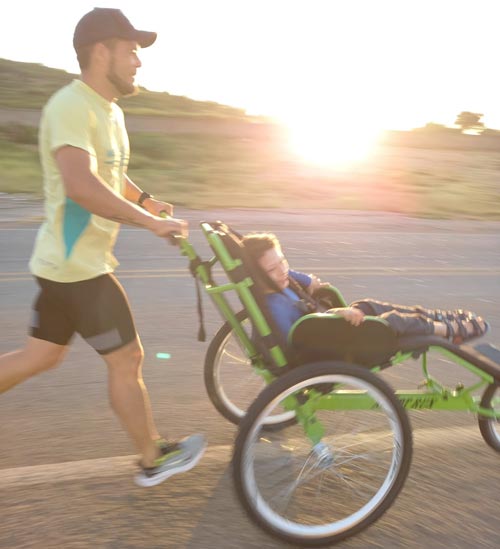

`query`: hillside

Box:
[0,58,254,120]
[1,60,499,219]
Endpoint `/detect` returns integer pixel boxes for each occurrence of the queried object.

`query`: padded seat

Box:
[290,315,399,368]
[291,315,500,382]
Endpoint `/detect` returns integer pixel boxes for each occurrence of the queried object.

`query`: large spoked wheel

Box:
[233,361,413,547]
[478,383,500,452]
[204,311,295,428]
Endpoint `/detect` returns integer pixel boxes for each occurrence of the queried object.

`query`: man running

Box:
[0,8,206,488]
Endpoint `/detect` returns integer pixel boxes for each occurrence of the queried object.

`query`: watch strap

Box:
[137,191,153,207]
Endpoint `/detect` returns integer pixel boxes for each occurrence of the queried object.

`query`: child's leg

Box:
[350,299,431,317]
[350,299,467,321]
[350,299,488,340]
[349,300,434,337]
[357,303,488,341]
[378,311,434,337]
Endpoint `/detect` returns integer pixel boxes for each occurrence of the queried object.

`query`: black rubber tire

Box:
[233,361,413,547]
[204,310,249,425]
[204,310,295,429]
[478,383,500,452]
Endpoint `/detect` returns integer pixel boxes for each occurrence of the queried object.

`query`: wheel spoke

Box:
[221,348,249,364]
[234,363,412,545]
[206,318,295,426]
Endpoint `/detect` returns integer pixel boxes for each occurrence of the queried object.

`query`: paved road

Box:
[0,204,499,548]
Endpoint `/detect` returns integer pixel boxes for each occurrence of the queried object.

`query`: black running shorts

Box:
[31,274,137,355]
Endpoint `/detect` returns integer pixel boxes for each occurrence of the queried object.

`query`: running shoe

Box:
[134,434,206,488]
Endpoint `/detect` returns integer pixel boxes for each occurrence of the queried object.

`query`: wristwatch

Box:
[137,191,153,207]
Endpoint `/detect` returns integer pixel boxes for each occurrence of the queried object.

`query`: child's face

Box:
[258,246,289,291]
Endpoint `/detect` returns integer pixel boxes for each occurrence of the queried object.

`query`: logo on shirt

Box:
[105,146,129,168]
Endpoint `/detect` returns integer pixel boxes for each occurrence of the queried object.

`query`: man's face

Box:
[258,246,290,291]
[106,40,142,97]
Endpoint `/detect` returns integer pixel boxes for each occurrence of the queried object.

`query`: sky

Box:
[1,0,499,137]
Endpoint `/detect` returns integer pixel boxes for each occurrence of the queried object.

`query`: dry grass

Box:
[1,131,499,219]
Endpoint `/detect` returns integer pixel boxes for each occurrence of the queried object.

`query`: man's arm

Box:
[55,146,186,238]
[123,174,174,217]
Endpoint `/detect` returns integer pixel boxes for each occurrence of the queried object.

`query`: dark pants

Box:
[31,274,137,354]
[351,299,435,337]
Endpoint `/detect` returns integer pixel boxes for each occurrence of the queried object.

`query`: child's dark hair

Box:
[242,233,280,261]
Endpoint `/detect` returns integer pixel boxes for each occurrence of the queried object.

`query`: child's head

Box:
[242,233,289,291]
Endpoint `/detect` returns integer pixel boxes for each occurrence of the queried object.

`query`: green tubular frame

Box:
[289,346,498,438]
[176,228,500,444]
[177,224,288,371]
[277,348,499,445]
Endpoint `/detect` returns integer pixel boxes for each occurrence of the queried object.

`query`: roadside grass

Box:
[1,132,499,219]
[0,58,253,120]
[2,59,497,218]
[0,138,41,193]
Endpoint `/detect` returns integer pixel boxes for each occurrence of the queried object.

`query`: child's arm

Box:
[327,307,366,326]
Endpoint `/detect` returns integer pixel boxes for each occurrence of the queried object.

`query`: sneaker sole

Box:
[134,442,207,488]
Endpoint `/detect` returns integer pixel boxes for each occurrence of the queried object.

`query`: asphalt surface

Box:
[0,196,499,548]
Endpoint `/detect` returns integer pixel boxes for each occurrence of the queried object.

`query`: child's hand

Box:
[307,274,330,295]
[328,307,365,326]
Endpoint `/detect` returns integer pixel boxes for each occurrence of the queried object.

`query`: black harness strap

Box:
[188,256,211,342]
[227,264,247,283]
[260,333,280,348]
[287,277,319,313]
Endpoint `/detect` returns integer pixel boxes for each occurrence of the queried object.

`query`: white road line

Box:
[0,444,232,489]
[1,267,499,283]
[0,425,481,488]
[1,227,500,238]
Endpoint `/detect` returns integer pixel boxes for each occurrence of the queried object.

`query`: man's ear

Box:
[93,42,110,66]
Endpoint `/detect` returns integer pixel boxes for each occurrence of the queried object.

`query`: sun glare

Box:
[284,119,383,170]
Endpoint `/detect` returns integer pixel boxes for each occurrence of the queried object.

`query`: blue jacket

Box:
[266,270,312,340]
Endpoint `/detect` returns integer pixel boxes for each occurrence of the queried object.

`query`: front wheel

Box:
[204,311,295,428]
[478,383,500,452]
[233,361,413,547]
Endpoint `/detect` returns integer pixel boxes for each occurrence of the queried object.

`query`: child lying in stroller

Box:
[242,232,489,345]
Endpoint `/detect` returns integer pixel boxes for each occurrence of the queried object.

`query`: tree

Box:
[454,111,484,133]
[415,122,457,134]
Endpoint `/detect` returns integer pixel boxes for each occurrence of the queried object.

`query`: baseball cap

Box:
[73,8,157,50]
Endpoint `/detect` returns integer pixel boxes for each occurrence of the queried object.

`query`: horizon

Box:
[1,0,499,167]
[3,55,494,134]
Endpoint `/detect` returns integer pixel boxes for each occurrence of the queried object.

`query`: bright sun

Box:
[284,118,383,169]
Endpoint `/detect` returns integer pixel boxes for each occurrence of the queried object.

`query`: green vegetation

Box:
[0,59,72,109]
[0,139,40,194]
[0,58,499,219]
[2,128,499,218]
[0,58,252,119]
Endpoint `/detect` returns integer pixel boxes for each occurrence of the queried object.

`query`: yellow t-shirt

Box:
[30,79,130,282]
